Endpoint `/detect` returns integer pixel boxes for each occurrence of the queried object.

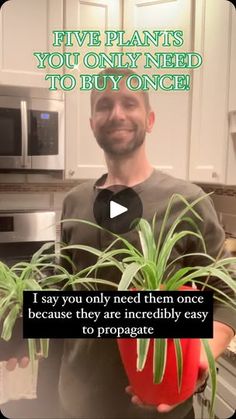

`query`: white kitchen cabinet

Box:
[65,0,236,182]
[189,0,236,185]
[64,0,122,179]
[226,5,236,185]
[194,391,235,419]
[0,0,63,88]
[122,0,193,180]
[65,0,193,180]
[193,355,236,419]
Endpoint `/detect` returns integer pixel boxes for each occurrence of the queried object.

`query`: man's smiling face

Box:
[90,79,154,156]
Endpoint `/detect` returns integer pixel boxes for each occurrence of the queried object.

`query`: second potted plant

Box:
[0,242,74,366]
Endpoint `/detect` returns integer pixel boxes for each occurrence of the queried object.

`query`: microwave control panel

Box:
[28,110,58,155]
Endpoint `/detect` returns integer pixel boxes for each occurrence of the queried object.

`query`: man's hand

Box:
[5,357,30,371]
[125,321,234,413]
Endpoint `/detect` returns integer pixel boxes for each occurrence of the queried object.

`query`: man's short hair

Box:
[90,68,151,113]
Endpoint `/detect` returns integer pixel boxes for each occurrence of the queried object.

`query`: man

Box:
[6,68,235,419]
[58,68,235,419]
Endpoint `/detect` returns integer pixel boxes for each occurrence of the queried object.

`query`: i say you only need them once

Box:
[28,291,209,324]
[33,29,202,91]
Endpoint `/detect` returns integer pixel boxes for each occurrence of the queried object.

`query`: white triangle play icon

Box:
[110,200,128,219]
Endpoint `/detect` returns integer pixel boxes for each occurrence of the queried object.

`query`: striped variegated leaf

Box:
[137,338,150,371]
[173,338,183,392]
[201,339,217,418]
[153,338,167,384]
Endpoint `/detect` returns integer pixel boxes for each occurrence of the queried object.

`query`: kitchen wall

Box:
[0,176,236,238]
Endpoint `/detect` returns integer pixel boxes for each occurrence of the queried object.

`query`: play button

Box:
[93,185,143,234]
[110,201,128,219]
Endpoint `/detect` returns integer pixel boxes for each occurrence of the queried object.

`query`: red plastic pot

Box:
[117,286,201,406]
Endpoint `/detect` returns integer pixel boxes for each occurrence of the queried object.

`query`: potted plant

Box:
[61,193,236,418]
[0,240,117,369]
[0,242,75,367]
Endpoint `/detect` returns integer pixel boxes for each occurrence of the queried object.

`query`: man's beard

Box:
[95,125,146,156]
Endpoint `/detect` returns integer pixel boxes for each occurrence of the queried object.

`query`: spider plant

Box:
[60,193,236,418]
[0,242,77,368]
[0,240,118,370]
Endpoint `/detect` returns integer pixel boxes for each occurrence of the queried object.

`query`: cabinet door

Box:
[194,390,235,419]
[123,0,193,180]
[64,0,121,179]
[193,393,209,419]
[0,0,63,88]
[226,4,236,185]
[189,0,232,184]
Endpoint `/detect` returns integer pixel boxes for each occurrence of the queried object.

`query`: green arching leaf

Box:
[58,252,77,271]
[173,339,183,392]
[28,339,37,374]
[30,242,55,264]
[138,219,156,261]
[68,277,118,289]
[202,266,236,292]
[122,256,141,264]
[23,279,42,291]
[151,212,158,237]
[11,261,31,271]
[183,267,236,297]
[60,217,143,257]
[1,304,21,341]
[86,253,128,274]
[0,301,16,325]
[137,338,150,371]
[40,274,70,287]
[213,295,236,312]
[214,256,236,266]
[0,263,12,284]
[184,279,236,310]
[138,230,149,260]
[60,217,106,232]
[98,247,138,261]
[155,193,208,260]
[0,291,16,310]
[165,267,196,289]
[173,193,210,223]
[156,230,205,284]
[118,262,144,290]
[170,273,236,310]
[163,215,206,257]
[40,339,49,358]
[61,244,104,257]
[201,339,217,418]
[158,230,204,269]
[166,252,216,272]
[153,339,167,384]
[155,195,176,258]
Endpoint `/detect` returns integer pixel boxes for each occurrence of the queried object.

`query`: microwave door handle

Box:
[20,100,28,168]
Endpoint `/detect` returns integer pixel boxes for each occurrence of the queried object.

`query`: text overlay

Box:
[23,291,213,339]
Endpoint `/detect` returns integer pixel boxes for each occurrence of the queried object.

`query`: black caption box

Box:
[23,291,213,339]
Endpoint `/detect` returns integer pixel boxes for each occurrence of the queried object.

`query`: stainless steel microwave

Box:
[0,96,64,170]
